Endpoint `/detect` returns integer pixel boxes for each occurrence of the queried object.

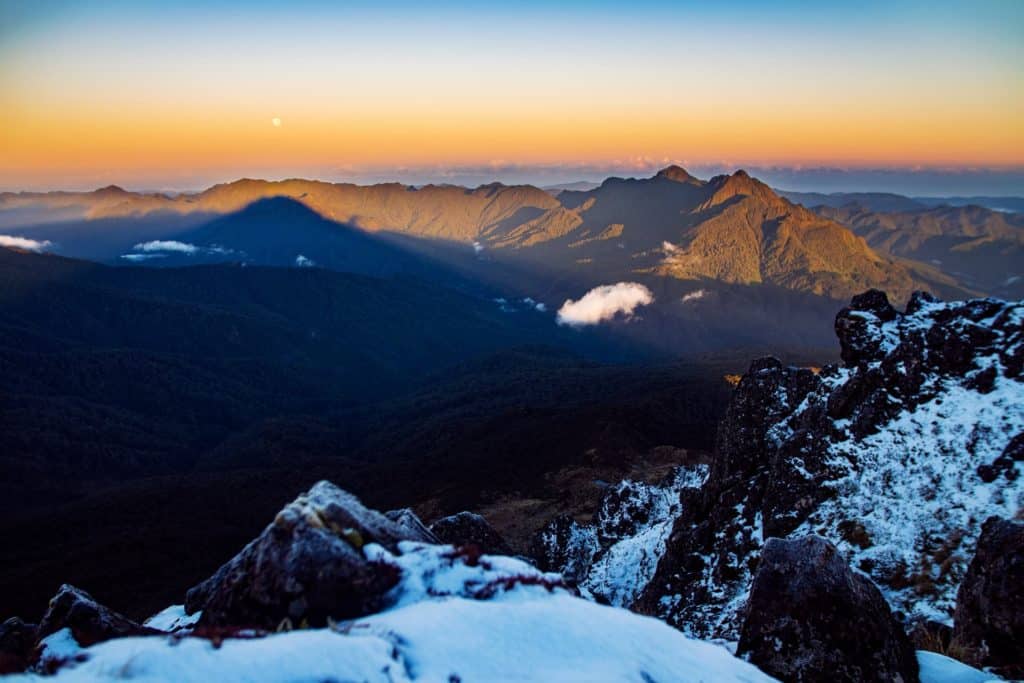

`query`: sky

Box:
[1,0,1022,193]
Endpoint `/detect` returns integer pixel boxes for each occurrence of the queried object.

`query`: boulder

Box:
[384,508,440,544]
[185,481,424,628]
[952,516,1024,678]
[429,511,513,556]
[737,535,918,683]
[37,585,156,647]
[0,617,38,674]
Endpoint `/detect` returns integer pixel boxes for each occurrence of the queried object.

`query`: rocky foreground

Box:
[0,481,775,682]
[2,290,1022,682]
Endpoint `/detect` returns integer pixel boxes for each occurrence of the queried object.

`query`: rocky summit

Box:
[633,290,1024,638]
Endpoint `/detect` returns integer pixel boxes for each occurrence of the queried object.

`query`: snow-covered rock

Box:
[534,464,707,606]
[10,539,776,683]
[635,291,1024,638]
[184,481,432,628]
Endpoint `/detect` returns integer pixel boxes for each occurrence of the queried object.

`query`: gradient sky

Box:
[1,0,1022,191]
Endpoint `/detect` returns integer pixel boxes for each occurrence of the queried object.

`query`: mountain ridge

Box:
[1,167,962,304]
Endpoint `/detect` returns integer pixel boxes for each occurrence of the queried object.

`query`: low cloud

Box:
[0,235,53,252]
[131,240,234,257]
[681,289,707,303]
[662,241,678,253]
[295,254,315,267]
[120,253,167,262]
[133,240,199,254]
[557,282,654,327]
[522,297,547,312]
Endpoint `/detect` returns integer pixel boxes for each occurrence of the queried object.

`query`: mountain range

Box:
[3,167,993,304]
[7,166,1017,358]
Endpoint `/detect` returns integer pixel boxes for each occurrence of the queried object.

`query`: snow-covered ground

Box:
[538,464,708,606]
[790,299,1024,623]
[11,543,775,683]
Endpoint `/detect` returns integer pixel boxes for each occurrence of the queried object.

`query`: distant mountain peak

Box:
[703,169,780,207]
[93,185,128,195]
[655,165,699,183]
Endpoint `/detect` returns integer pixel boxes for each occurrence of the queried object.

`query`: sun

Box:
[271,117,282,127]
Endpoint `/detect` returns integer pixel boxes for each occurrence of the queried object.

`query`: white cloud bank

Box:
[557,282,654,327]
[0,235,53,252]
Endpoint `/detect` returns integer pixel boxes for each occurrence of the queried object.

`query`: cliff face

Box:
[634,290,1024,638]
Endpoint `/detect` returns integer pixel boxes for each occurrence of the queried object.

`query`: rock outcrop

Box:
[385,508,440,544]
[0,617,38,674]
[635,291,1024,637]
[737,535,918,683]
[952,516,1024,678]
[429,511,513,556]
[185,481,426,628]
[533,465,707,606]
[37,585,156,646]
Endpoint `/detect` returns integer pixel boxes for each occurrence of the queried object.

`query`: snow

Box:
[543,465,708,607]
[802,375,1024,622]
[18,627,404,683]
[917,651,1000,683]
[793,299,1024,623]
[143,605,201,632]
[36,628,83,663]
[365,541,570,608]
[650,296,1024,640]
[11,541,776,683]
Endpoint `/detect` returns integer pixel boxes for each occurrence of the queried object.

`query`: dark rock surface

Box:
[37,585,156,646]
[185,481,424,628]
[385,508,440,544]
[429,511,513,556]
[0,617,38,674]
[952,516,1024,678]
[737,536,919,683]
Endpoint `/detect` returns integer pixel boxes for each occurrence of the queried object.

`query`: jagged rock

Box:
[532,514,599,584]
[835,289,898,366]
[952,516,1024,677]
[384,508,440,544]
[737,536,919,683]
[429,511,513,556]
[635,292,1024,639]
[37,585,156,646]
[0,617,38,674]
[533,465,708,606]
[185,481,424,628]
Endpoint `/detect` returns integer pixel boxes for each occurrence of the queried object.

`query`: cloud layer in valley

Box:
[0,235,53,252]
[557,282,654,327]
